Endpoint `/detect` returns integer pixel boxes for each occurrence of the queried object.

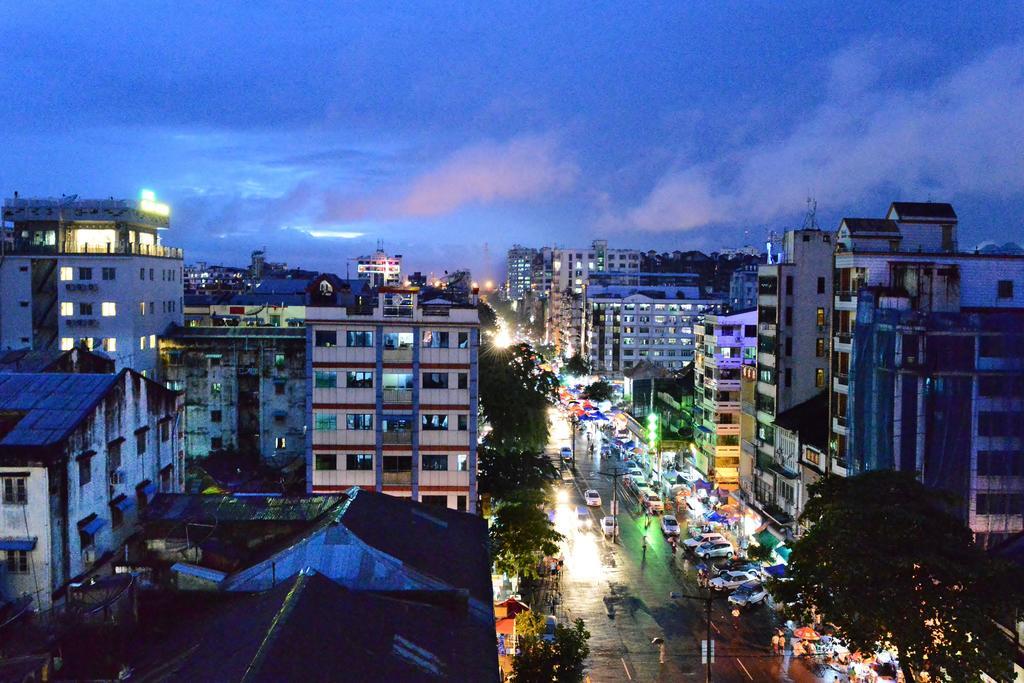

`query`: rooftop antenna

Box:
[802,197,819,230]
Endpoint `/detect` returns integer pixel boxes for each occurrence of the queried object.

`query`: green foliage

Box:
[772,470,1024,681]
[478,302,498,331]
[563,353,591,377]
[514,610,546,640]
[478,446,557,503]
[744,542,774,564]
[490,500,563,580]
[511,618,591,683]
[479,342,558,452]
[581,379,614,403]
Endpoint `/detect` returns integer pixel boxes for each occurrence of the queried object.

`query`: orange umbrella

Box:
[793,627,820,641]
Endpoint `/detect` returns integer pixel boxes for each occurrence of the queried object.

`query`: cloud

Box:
[607,39,1024,233]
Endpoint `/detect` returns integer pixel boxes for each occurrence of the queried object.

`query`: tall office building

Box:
[0,193,183,376]
[355,246,402,288]
[505,245,537,301]
[306,284,480,511]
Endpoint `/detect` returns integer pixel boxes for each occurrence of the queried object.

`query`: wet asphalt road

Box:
[545,422,849,683]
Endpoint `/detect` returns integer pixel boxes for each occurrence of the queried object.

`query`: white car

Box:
[695,540,736,560]
[709,569,761,591]
[660,514,680,536]
[640,489,663,513]
[728,581,769,608]
[601,516,619,538]
[584,489,602,507]
[683,532,726,551]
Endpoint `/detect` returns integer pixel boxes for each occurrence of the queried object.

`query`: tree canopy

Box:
[478,342,558,453]
[581,379,614,403]
[562,353,591,377]
[511,617,591,683]
[772,470,1024,681]
[478,446,558,503]
[490,500,563,580]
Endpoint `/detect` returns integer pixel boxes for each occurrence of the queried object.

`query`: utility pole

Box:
[705,593,713,683]
[595,465,624,543]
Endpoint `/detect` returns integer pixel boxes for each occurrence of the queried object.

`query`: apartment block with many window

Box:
[0,194,183,376]
[693,309,757,487]
[306,286,479,511]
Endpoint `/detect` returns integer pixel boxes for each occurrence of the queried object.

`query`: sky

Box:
[2,2,1023,281]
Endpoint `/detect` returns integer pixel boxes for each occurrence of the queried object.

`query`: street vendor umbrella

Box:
[705,511,728,523]
[591,411,608,420]
[623,440,636,449]
[793,627,820,641]
[695,562,709,572]
[694,479,713,491]
[764,564,786,578]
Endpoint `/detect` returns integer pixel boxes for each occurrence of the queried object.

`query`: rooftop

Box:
[773,392,830,451]
[0,372,120,447]
[888,201,957,222]
[841,218,901,234]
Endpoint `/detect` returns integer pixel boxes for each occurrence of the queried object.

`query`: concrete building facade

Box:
[505,245,537,301]
[355,247,402,288]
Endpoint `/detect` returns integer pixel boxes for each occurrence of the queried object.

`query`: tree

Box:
[490,500,563,580]
[478,446,558,503]
[581,379,614,403]
[511,618,591,683]
[563,353,590,377]
[744,542,773,564]
[772,470,1024,681]
[479,342,558,452]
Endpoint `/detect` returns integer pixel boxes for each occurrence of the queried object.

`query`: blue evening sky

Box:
[1,2,1022,281]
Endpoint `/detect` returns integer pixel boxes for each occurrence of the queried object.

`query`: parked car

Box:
[601,516,619,538]
[713,560,760,577]
[709,569,761,591]
[640,489,664,513]
[683,532,726,551]
[584,489,602,507]
[660,514,680,536]
[560,447,572,461]
[695,540,735,560]
[542,615,557,642]
[728,581,769,608]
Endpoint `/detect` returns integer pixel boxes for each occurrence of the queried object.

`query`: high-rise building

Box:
[0,193,183,376]
[831,201,1024,547]
[505,245,537,301]
[306,285,480,511]
[693,309,758,487]
[728,264,759,311]
[355,246,402,288]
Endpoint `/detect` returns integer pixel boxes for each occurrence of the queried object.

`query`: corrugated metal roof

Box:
[0,372,120,447]
[144,493,343,523]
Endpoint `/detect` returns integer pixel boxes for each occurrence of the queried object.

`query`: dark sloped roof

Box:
[889,202,957,222]
[341,489,493,604]
[0,349,67,373]
[143,493,346,524]
[134,570,498,682]
[841,218,900,234]
[772,392,829,450]
[0,372,120,447]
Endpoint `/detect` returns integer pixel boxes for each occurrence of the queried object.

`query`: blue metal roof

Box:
[0,373,120,447]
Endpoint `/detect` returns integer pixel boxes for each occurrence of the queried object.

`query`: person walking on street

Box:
[641,537,648,563]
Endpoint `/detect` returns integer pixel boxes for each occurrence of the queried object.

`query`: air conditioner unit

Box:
[83,548,97,565]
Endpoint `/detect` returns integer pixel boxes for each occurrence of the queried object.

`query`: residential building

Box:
[306,282,480,511]
[729,264,759,311]
[831,201,1024,547]
[505,244,537,301]
[693,309,757,486]
[0,193,183,376]
[183,262,250,296]
[743,228,833,535]
[0,370,181,611]
[585,285,724,375]
[355,245,402,288]
[0,346,114,374]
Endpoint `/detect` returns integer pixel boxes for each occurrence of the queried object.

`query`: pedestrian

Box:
[771,633,782,655]
[642,537,648,562]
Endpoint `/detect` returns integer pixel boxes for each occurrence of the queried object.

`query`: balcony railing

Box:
[382,431,412,445]
[383,347,413,361]
[382,471,413,484]
[382,389,413,404]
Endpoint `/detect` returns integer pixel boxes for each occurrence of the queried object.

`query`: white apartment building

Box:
[306,283,479,511]
[0,194,184,376]
[506,245,537,301]
[694,310,757,487]
[0,370,181,611]
[585,285,724,376]
[355,246,402,288]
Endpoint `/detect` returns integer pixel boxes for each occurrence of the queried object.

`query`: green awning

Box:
[775,545,792,562]
[755,529,780,550]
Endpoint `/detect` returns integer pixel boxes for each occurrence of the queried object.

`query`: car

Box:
[695,540,735,559]
[584,489,602,507]
[542,615,557,642]
[601,516,619,537]
[560,447,572,461]
[713,560,760,577]
[709,569,761,591]
[728,581,769,608]
[640,489,664,513]
[576,506,591,529]
[660,514,680,536]
[683,532,726,551]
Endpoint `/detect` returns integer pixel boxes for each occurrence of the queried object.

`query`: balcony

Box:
[383,389,413,404]
[383,347,413,361]
[382,471,413,485]
[835,373,848,386]
[382,431,412,445]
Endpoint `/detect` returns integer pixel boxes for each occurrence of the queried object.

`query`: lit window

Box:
[60,302,74,316]
[275,437,287,449]
[59,267,73,281]
[102,302,117,317]
[139,336,145,350]
[149,334,156,349]
[61,337,74,351]
[104,338,117,352]
[139,302,146,316]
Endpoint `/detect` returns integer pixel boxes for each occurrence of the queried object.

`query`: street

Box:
[541,412,849,683]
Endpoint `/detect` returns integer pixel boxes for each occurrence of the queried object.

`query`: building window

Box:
[458,414,469,431]
[422,414,449,431]
[346,331,373,347]
[784,307,793,326]
[149,334,156,349]
[211,437,223,450]
[211,382,222,397]
[421,495,448,507]
[346,371,373,388]
[79,267,93,280]
[79,302,93,316]
[457,372,468,390]
[61,337,74,351]
[315,454,337,471]
[160,421,170,442]
[315,330,338,347]
[140,267,145,280]
[346,414,373,430]
[101,302,117,317]
[816,338,825,357]
[102,267,116,280]
[139,301,147,316]
[383,332,414,349]
[785,368,792,387]
[5,551,28,574]
[457,495,467,511]
[816,308,825,327]
[422,454,448,471]
[275,382,285,395]
[274,353,286,368]
[785,276,793,295]
[423,331,449,348]
[314,414,338,431]
[139,336,146,350]
[149,268,154,280]
[383,455,413,473]
[211,410,222,423]
[314,371,337,388]
[785,337,792,357]
[817,277,825,294]
[815,368,825,388]
[422,373,448,389]
[60,301,75,317]
[457,454,469,472]
[136,431,147,455]
[275,437,287,449]
[208,355,221,367]
[60,267,73,281]
[457,332,470,349]
[2,477,27,505]
[998,280,1014,299]
[79,457,91,486]
[346,454,373,470]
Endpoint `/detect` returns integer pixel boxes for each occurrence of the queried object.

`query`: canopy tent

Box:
[705,511,728,524]
[754,529,781,551]
[496,617,516,635]
[694,479,713,491]
[764,564,787,578]
[775,545,792,562]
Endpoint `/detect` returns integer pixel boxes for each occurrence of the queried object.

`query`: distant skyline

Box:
[2,3,1022,281]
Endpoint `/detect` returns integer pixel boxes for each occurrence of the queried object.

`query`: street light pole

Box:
[666,590,724,683]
